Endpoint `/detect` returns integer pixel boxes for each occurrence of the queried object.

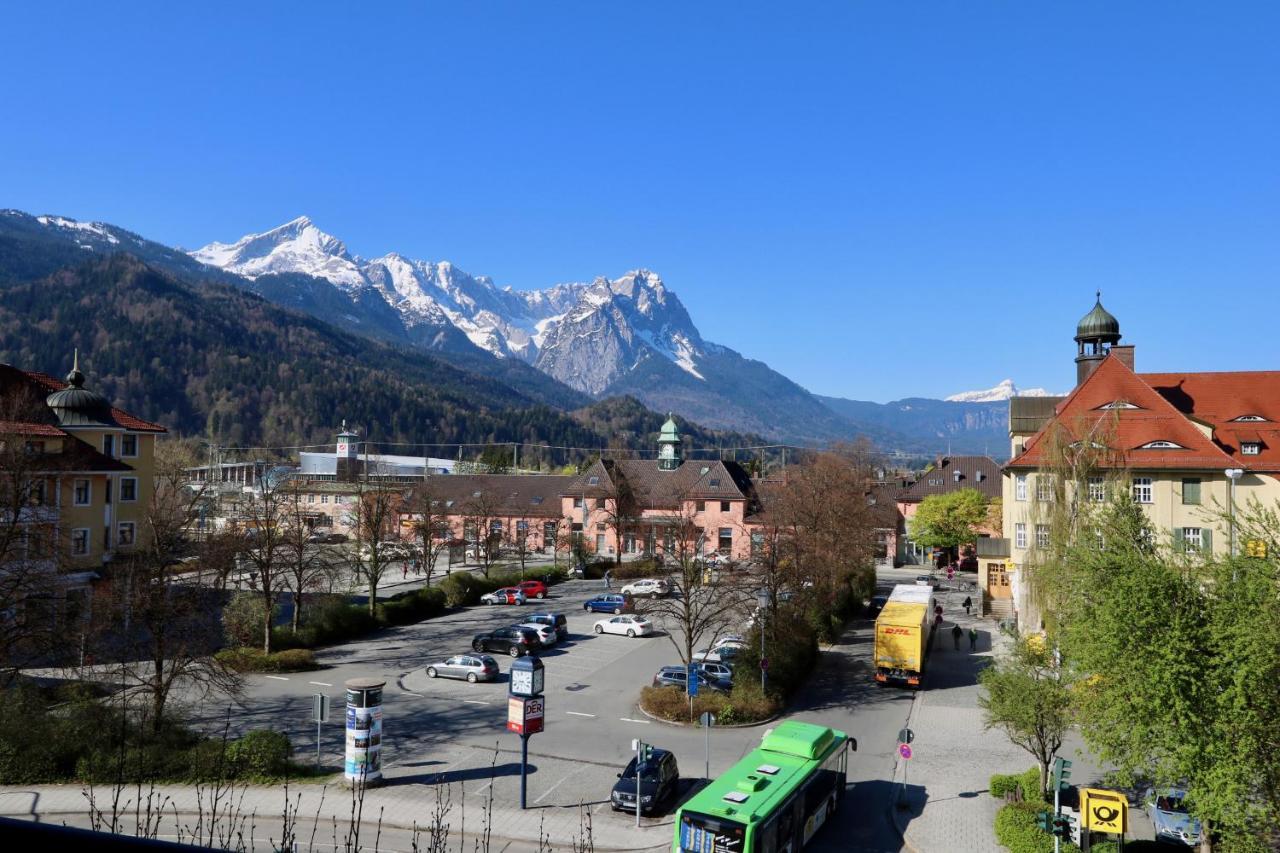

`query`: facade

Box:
[1000,297,1280,629]
[895,455,1001,566]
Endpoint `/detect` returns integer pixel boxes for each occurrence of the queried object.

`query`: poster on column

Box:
[344,697,383,781]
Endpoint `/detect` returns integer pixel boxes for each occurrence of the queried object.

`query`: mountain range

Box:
[1,209,1045,457]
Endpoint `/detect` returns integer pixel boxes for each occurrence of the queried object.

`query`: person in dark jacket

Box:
[962,595,973,615]
[951,623,963,650]
[969,627,979,650]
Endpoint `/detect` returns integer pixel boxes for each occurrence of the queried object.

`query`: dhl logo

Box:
[881,627,912,635]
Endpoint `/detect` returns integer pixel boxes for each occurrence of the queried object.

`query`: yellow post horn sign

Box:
[1079,787,1128,834]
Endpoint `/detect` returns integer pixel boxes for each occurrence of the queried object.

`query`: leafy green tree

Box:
[979,633,1073,797]
[908,488,989,558]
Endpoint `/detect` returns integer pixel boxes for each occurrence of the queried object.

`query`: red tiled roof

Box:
[1140,370,1280,470]
[1008,356,1238,471]
[0,421,68,437]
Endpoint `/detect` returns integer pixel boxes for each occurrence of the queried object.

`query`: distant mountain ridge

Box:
[946,378,1062,402]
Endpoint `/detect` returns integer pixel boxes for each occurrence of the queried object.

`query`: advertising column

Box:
[344,677,385,784]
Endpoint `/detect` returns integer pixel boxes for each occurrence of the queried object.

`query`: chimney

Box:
[1112,345,1135,371]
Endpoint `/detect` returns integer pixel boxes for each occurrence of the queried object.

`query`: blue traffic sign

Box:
[687,664,699,697]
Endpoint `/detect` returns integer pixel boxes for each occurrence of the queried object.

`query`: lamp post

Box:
[756,588,770,694]
[1225,468,1243,557]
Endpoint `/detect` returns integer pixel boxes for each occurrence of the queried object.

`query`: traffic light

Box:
[1052,814,1074,838]
[1052,757,1073,792]
[641,743,654,761]
[1036,812,1052,833]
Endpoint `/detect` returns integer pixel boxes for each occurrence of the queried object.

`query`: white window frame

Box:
[321,494,329,504]
[119,476,138,503]
[73,478,91,506]
[1087,476,1106,503]
[1015,474,1027,502]
[1132,477,1153,504]
[1014,523,1027,550]
[1035,524,1051,549]
[1241,442,1260,456]
[71,528,90,556]
[117,521,136,547]
[121,434,139,457]
[1182,527,1203,553]
[1036,475,1054,502]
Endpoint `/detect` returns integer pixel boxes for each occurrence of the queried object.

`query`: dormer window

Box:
[1242,442,1261,456]
[1232,415,1267,422]
[587,476,599,486]
[1139,440,1184,450]
[1099,401,1140,410]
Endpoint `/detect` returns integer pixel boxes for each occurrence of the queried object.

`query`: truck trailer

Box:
[873,584,933,687]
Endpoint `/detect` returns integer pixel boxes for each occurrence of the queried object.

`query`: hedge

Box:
[990,766,1046,802]
[994,801,1080,853]
[639,683,779,725]
[214,647,318,672]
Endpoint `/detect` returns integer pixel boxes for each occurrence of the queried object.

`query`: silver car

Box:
[426,654,500,683]
[1145,788,1201,847]
[517,622,558,647]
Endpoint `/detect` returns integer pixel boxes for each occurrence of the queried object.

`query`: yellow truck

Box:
[874,584,933,688]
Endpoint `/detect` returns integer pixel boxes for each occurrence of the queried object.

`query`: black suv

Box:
[611,748,680,814]
[652,666,730,693]
[472,626,539,657]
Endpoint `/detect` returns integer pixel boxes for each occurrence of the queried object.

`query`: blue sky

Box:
[4,3,1279,402]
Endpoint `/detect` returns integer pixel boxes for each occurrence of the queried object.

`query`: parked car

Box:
[517,622,558,647]
[696,661,734,683]
[359,542,414,561]
[620,578,669,598]
[652,665,729,692]
[914,575,933,587]
[425,654,499,683]
[867,595,889,617]
[472,626,540,657]
[481,588,526,606]
[526,612,569,642]
[713,635,746,649]
[610,748,680,814]
[1145,788,1201,847]
[584,593,632,614]
[306,529,331,544]
[516,579,549,600]
[693,644,742,664]
[594,614,653,637]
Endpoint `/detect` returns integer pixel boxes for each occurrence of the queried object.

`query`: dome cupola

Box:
[1075,292,1121,342]
[46,350,114,427]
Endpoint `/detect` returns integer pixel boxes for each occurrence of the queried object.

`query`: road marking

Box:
[619,717,651,724]
[263,675,290,681]
[566,711,596,718]
[308,681,333,687]
[402,692,424,698]
[463,699,489,705]
[533,771,574,803]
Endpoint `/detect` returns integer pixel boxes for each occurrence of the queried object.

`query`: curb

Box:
[633,698,783,730]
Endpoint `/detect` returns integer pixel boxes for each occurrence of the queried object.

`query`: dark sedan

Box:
[472,626,539,657]
[610,748,680,814]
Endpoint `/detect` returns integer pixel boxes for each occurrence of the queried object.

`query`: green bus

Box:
[673,720,856,853]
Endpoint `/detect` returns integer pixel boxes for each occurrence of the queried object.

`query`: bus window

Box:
[679,811,746,853]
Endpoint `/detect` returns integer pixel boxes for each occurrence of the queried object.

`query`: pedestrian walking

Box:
[604,569,612,589]
[402,562,408,580]
[962,595,973,615]
[969,627,978,651]
[951,623,963,650]
[934,603,943,621]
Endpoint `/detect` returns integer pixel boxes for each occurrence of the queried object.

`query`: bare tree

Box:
[350,482,404,616]
[599,464,641,566]
[462,490,505,577]
[93,440,241,731]
[406,479,452,588]
[233,481,290,653]
[276,484,340,633]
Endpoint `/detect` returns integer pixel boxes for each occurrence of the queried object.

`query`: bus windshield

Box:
[679,811,746,853]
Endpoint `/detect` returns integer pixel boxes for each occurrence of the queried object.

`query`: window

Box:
[696,500,706,512]
[1140,440,1184,450]
[1132,477,1153,504]
[573,497,583,509]
[595,498,605,510]
[1035,475,1055,502]
[1014,523,1027,550]
[117,522,135,547]
[1182,478,1201,505]
[120,477,138,502]
[587,476,599,486]
[1087,477,1106,503]
[121,434,138,457]
[73,479,91,506]
[1035,524,1050,549]
[718,527,732,552]
[595,533,606,552]
[335,495,345,505]
[24,440,45,453]
[1099,401,1140,410]
[71,528,90,556]
[596,522,606,532]
[720,501,730,512]
[1242,442,1260,456]
[1180,527,1203,553]
[1015,474,1027,502]
[103,434,114,457]
[28,479,47,506]
[321,494,329,504]
[307,494,316,504]
[1231,415,1266,422]
[751,531,765,556]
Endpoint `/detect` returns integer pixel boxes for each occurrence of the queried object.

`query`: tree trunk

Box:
[152,654,166,733]
[1038,759,1049,800]
[263,597,273,654]
[291,586,302,634]
[367,579,378,616]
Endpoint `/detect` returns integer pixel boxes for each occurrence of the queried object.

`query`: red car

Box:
[517,580,548,600]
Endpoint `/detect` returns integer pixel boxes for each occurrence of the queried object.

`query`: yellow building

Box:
[996,298,1280,630]
[2,355,166,580]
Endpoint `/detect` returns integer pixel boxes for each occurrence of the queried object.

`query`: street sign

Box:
[1080,788,1128,833]
[313,693,329,723]
[898,743,912,760]
[506,695,545,735]
[897,728,914,745]
[687,665,699,697]
[699,711,717,727]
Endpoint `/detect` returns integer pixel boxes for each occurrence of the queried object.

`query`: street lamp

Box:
[1225,468,1244,557]
[756,588,770,694]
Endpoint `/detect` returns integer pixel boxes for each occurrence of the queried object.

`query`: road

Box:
[180,570,927,851]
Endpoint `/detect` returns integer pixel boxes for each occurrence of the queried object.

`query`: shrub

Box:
[1019,766,1045,802]
[994,802,1079,853]
[381,586,448,626]
[290,596,378,646]
[214,647,317,672]
[990,772,1023,799]
[638,683,779,725]
[440,572,485,607]
[735,608,819,700]
[226,730,292,778]
[222,592,273,648]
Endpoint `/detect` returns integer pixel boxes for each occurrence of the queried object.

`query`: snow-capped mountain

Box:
[946,379,1060,403]
[191,218,713,395]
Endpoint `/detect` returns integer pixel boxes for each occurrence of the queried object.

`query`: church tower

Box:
[657,414,682,471]
[335,421,360,482]
[1074,292,1121,386]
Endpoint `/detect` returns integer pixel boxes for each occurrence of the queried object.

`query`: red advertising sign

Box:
[506,696,546,735]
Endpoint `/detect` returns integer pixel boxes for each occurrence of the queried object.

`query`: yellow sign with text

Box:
[1080,787,1128,833]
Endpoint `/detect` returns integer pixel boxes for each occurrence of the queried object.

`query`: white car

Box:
[480,588,526,605]
[517,622,558,647]
[593,614,654,637]
[620,578,669,598]
[693,641,744,663]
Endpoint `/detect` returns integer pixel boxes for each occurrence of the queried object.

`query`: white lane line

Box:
[619,718,651,725]
[308,681,333,687]
[463,699,490,705]
[565,711,596,718]
[402,692,424,698]
[263,675,290,681]
[533,771,574,804]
